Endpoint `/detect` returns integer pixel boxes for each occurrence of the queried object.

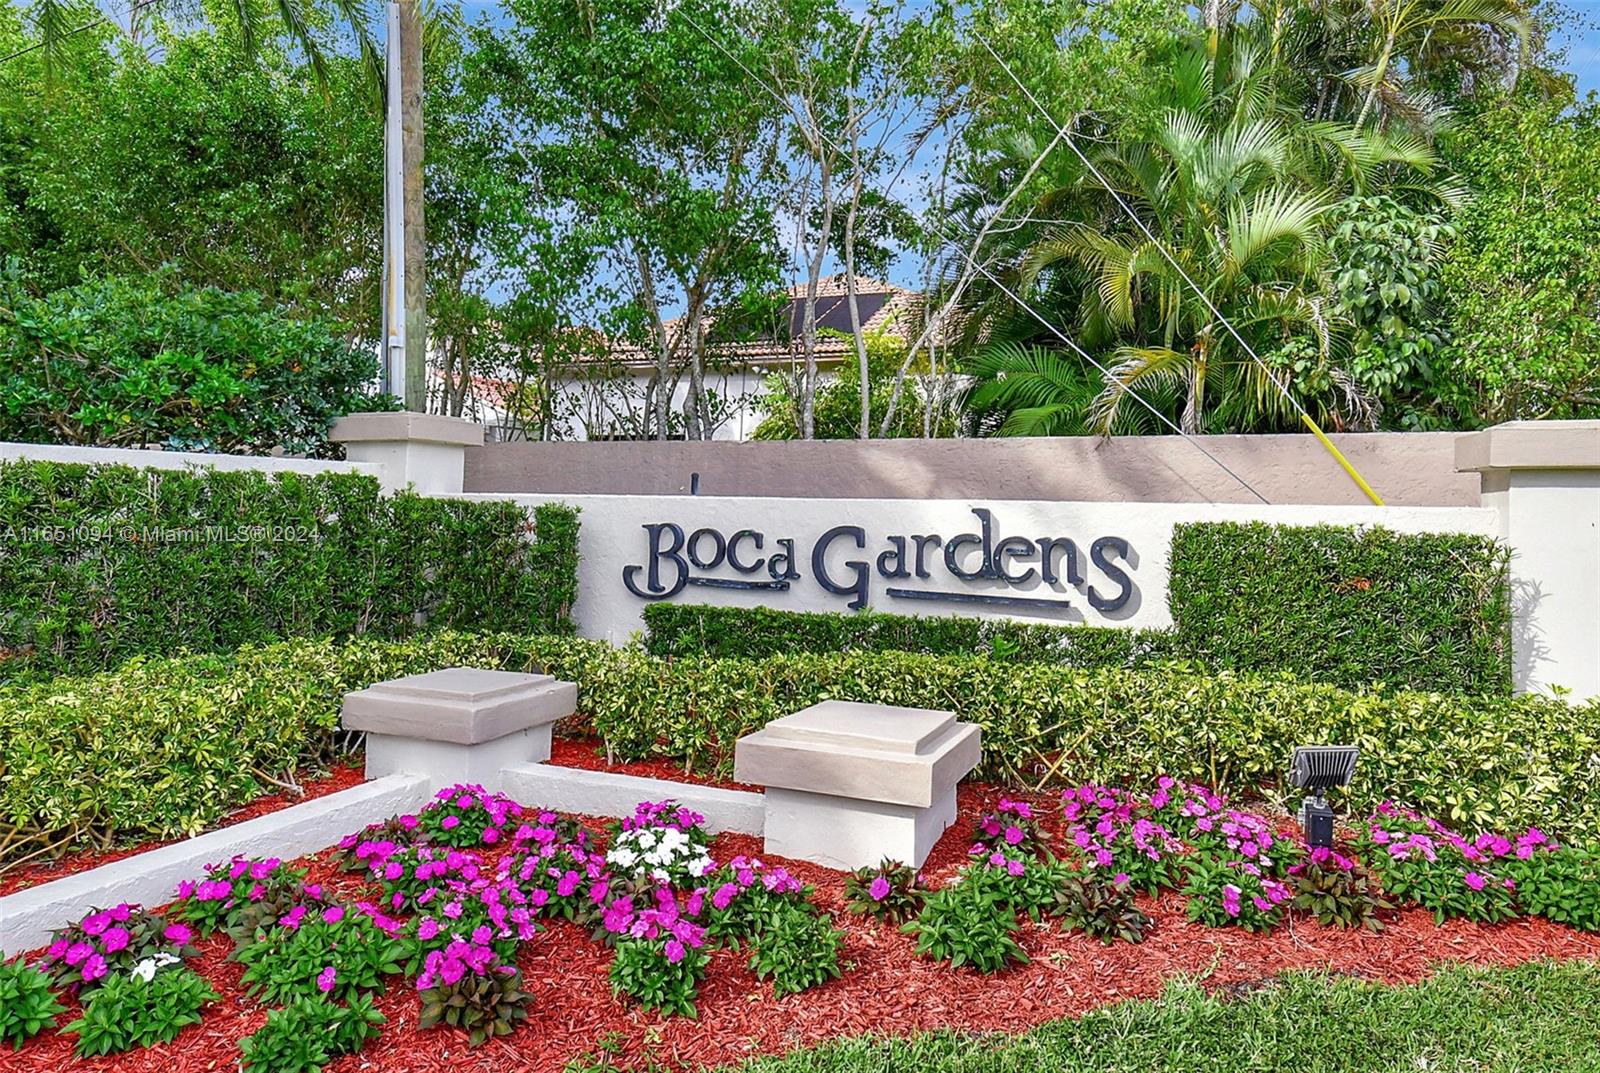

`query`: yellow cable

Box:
[1299,413,1385,506]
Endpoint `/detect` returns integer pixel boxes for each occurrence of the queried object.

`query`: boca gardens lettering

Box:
[622,507,1135,613]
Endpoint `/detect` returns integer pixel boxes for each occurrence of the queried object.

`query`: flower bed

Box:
[4,779,1600,1073]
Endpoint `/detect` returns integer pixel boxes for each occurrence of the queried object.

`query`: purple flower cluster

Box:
[969,798,1041,873]
[415,938,519,990]
[1062,785,1182,890]
[42,903,192,990]
[1361,803,1532,916]
[620,799,706,834]
[600,886,708,964]
[418,783,524,847]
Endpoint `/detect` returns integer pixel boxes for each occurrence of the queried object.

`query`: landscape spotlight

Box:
[1288,745,1359,850]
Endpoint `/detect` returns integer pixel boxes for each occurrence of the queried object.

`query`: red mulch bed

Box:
[0,765,367,898]
[7,778,1600,1073]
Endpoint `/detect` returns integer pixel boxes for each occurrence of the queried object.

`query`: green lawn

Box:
[715,961,1600,1073]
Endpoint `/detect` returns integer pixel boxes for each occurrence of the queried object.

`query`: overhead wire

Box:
[678,7,1272,505]
[972,33,1387,506]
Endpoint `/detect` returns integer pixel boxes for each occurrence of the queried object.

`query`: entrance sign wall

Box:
[467,493,1498,644]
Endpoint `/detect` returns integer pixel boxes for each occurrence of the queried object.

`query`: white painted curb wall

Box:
[0,774,434,954]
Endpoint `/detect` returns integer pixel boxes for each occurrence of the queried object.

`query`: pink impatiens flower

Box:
[163,923,193,945]
[316,966,337,994]
[101,926,130,953]
[868,876,892,901]
[1464,871,1487,891]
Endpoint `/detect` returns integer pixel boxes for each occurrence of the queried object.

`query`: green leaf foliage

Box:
[239,993,386,1073]
[0,959,65,1049]
[608,937,708,1018]
[1051,871,1151,945]
[1166,521,1510,693]
[0,274,391,455]
[746,902,844,997]
[235,914,405,1005]
[902,867,1028,973]
[645,520,1512,695]
[3,628,1595,877]
[418,967,530,1048]
[0,460,580,679]
[63,965,218,1057]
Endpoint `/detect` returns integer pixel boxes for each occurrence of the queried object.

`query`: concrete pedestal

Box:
[734,700,980,870]
[341,668,576,792]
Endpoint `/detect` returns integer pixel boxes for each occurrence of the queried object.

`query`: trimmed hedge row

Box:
[642,521,1512,694]
[0,461,581,679]
[3,632,1593,870]
[642,603,1171,665]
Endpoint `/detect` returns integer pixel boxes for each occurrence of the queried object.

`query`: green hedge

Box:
[1167,521,1511,694]
[3,632,1592,873]
[0,461,581,678]
[642,521,1511,694]
[642,603,1171,666]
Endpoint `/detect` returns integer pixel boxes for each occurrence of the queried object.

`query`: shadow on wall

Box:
[1511,572,1549,694]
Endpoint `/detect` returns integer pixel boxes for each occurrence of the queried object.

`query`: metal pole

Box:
[380,0,407,401]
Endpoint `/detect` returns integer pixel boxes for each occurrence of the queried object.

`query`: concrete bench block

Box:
[342,668,576,792]
[734,700,980,870]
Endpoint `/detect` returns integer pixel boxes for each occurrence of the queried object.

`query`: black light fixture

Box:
[1288,745,1359,849]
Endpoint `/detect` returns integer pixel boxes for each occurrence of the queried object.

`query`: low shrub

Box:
[1051,871,1151,945]
[0,959,64,1049]
[1060,785,1183,893]
[608,936,710,1018]
[1504,845,1600,932]
[606,801,716,888]
[746,902,844,996]
[1359,804,1549,925]
[1181,855,1294,932]
[0,460,582,680]
[904,868,1028,973]
[236,909,406,1004]
[239,994,386,1073]
[63,964,218,1056]
[844,859,925,925]
[696,856,809,947]
[5,630,1595,876]
[170,856,326,941]
[40,904,196,993]
[642,602,1166,667]
[416,784,524,849]
[416,941,530,1047]
[1287,848,1396,931]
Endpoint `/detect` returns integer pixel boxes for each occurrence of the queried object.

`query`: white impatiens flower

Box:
[130,951,180,983]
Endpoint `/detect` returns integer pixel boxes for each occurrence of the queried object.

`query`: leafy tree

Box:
[0,272,389,453]
[753,329,950,439]
[1432,87,1600,423]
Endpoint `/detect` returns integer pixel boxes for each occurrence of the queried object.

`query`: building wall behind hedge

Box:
[0,461,581,678]
[642,521,1511,694]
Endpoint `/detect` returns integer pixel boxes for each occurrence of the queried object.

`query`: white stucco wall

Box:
[0,441,381,478]
[468,493,1499,644]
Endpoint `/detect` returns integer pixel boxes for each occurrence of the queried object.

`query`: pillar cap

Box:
[1455,420,1600,473]
[341,668,575,745]
[329,411,484,448]
[734,700,981,808]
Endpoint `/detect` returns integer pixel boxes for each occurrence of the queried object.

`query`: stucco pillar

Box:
[1455,421,1600,699]
[329,412,483,495]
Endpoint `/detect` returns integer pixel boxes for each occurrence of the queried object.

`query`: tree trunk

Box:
[400,0,427,412]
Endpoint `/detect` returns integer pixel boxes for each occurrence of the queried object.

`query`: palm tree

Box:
[1347,0,1530,129]
[989,34,1449,435]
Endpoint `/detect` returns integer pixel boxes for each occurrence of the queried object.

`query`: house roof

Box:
[603,274,924,371]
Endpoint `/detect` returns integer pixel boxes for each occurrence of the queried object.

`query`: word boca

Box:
[622,508,1136,613]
